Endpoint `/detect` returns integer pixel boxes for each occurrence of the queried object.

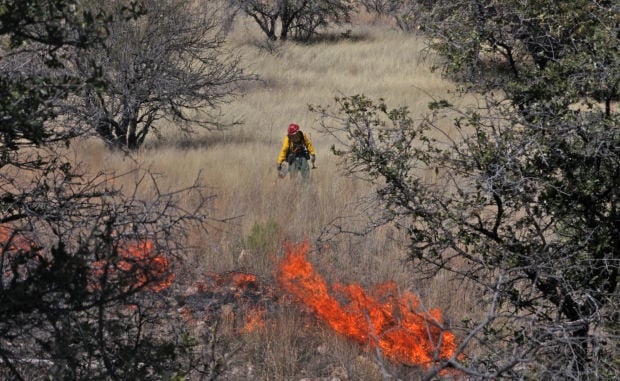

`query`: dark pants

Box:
[289,156,310,181]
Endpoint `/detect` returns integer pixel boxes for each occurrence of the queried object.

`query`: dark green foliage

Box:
[0,0,100,161]
[0,1,214,379]
[412,0,619,111]
[313,1,619,378]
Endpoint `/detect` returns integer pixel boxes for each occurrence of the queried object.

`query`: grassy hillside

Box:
[72,16,477,380]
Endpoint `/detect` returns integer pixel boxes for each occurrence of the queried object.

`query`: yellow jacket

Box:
[277,131,315,164]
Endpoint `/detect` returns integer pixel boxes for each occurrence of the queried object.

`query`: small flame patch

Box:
[91,240,174,292]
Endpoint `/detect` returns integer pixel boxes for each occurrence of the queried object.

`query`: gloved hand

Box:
[311,155,316,164]
[277,163,282,171]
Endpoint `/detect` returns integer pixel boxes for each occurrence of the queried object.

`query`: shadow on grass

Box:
[143,130,270,151]
[298,29,370,45]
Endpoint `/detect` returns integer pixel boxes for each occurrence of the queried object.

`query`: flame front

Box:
[276,241,457,368]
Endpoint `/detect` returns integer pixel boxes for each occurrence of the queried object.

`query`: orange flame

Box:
[1,225,43,283]
[230,272,258,288]
[240,307,266,333]
[0,225,38,252]
[2,225,173,292]
[276,241,458,368]
[91,240,174,292]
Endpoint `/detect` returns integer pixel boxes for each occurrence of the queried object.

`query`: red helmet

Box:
[287,123,300,136]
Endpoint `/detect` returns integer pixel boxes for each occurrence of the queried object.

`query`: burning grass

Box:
[276,240,458,369]
[2,221,462,378]
[174,239,461,376]
[7,18,474,377]
[176,270,274,333]
[90,240,175,292]
[1,224,174,293]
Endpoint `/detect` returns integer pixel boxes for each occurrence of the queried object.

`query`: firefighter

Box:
[276,123,316,181]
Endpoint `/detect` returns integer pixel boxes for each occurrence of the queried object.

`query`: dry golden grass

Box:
[72,16,482,379]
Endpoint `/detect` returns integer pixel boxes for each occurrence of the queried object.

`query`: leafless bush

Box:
[63,0,254,150]
[0,148,219,378]
[313,94,620,379]
[228,0,355,42]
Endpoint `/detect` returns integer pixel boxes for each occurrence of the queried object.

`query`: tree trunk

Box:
[126,119,138,150]
[268,17,277,40]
